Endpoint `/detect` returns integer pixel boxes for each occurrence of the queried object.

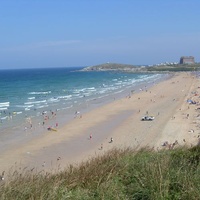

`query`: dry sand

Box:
[0,72,200,174]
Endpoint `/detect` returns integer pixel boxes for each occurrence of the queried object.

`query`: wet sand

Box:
[0,72,200,174]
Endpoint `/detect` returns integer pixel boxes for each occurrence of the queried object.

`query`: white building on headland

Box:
[180,56,195,64]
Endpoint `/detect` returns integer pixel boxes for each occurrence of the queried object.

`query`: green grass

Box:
[0,146,199,200]
[147,64,200,72]
[83,62,200,73]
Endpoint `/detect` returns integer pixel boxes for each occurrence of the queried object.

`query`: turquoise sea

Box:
[0,67,166,151]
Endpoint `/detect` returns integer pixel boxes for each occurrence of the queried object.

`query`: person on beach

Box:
[89,134,92,140]
[0,171,5,181]
[110,137,113,143]
[42,161,46,167]
[75,111,80,118]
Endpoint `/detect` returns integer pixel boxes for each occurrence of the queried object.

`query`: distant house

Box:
[180,56,195,64]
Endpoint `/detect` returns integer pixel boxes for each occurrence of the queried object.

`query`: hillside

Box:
[0,147,199,199]
[81,63,147,72]
[81,63,200,72]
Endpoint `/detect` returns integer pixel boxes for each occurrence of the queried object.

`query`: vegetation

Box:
[147,64,200,72]
[82,63,139,72]
[82,63,200,73]
[0,146,199,200]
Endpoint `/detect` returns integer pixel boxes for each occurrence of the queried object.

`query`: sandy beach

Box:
[1,72,200,174]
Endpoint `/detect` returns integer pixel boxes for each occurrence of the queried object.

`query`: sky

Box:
[0,0,199,69]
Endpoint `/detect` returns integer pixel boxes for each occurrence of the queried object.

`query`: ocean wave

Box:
[76,96,84,99]
[97,89,109,94]
[16,105,34,108]
[73,87,96,94]
[73,89,86,93]
[48,97,60,103]
[28,97,35,100]
[28,91,51,95]
[0,107,8,111]
[58,95,72,99]
[72,94,82,97]
[87,87,96,91]
[114,82,123,85]
[1,116,8,120]
[82,93,91,96]
[73,90,80,94]
[113,90,124,94]
[24,100,47,105]
[0,102,10,107]
[35,105,49,109]
[139,74,149,79]
[62,105,73,110]
[16,111,22,115]
[12,111,22,115]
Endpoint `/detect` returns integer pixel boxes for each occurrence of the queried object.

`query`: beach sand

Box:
[0,72,200,174]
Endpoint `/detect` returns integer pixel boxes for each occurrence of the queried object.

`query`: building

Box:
[180,56,195,64]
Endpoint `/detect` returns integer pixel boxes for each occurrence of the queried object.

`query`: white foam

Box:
[73,87,96,94]
[87,87,96,91]
[114,82,123,85]
[35,105,49,109]
[58,95,72,99]
[28,91,51,95]
[48,98,60,103]
[73,90,80,94]
[82,93,90,96]
[16,112,22,115]
[0,107,7,111]
[0,102,10,107]
[72,94,82,97]
[1,116,8,120]
[62,105,73,109]
[24,100,47,105]
[28,97,35,100]
[16,105,34,108]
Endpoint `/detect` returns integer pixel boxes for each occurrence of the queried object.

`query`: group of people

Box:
[89,134,113,150]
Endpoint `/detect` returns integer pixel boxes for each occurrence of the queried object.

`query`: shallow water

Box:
[0,67,167,152]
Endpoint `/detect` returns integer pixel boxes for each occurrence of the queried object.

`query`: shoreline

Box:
[0,73,167,154]
[0,72,200,174]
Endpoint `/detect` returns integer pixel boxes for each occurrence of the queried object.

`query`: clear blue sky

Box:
[0,0,199,69]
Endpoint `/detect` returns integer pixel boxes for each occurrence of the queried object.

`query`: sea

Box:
[0,67,167,152]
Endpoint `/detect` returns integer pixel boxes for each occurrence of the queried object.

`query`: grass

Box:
[0,146,199,200]
[147,64,200,72]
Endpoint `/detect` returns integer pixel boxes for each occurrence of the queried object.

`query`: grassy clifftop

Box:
[82,63,147,72]
[82,63,200,72]
[0,146,199,199]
